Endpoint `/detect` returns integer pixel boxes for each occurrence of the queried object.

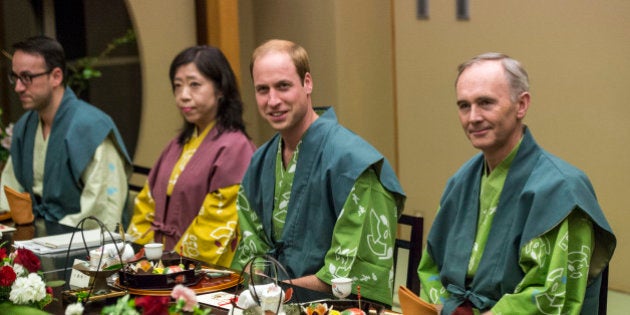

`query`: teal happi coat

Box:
[11,88,131,221]
[427,127,615,314]
[238,107,405,279]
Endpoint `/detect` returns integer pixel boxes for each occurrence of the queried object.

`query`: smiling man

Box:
[417,53,616,314]
[231,39,405,306]
[0,36,131,230]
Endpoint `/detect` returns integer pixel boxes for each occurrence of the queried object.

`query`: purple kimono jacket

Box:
[148,127,255,249]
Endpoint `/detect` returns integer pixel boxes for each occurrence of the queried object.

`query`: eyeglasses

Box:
[8,70,52,86]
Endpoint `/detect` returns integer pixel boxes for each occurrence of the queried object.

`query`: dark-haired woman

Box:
[127,46,255,266]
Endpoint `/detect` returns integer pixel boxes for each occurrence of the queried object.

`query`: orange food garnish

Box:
[303,303,329,315]
[137,260,152,272]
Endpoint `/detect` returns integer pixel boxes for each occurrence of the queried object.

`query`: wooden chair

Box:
[598,265,609,314]
[394,213,424,295]
[122,165,151,228]
[128,164,151,192]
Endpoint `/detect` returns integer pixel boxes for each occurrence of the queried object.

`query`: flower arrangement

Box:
[0,242,59,311]
[0,108,13,164]
[97,284,211,315]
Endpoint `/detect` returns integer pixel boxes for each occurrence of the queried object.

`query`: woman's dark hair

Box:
[169,45,248,144]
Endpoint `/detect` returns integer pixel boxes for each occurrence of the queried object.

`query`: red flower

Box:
[13,248,41,273]
[0,247,7,260]
[0,265,17,286]
[135,295,170,315]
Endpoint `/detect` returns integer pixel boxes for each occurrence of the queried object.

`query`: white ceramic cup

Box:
[144,243,163,260]
[331,277,353,299]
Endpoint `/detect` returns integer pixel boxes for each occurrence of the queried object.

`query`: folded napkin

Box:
[90,242,136,269]
[237,283,286,314]
[4,185,34,225]
[398,286,438,315]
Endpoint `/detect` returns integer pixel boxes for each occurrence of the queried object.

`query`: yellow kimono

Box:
[128,123,255,267]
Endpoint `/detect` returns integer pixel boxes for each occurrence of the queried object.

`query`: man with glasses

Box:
[0,36,131,230]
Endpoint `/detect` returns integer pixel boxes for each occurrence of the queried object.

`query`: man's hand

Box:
[284,275,331,292]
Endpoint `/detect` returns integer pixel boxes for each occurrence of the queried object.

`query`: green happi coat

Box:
[419,127,615,314]
[232,108,405,305]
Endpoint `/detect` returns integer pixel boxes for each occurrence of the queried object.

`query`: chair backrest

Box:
[129,164,151,192]
[598,265,609,314]
[394,213,424,295]
[122,165,151,229]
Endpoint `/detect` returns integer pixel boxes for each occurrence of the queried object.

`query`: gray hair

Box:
[456,52,529,102]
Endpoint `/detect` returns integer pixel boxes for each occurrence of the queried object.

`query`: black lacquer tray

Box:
[118,253,203,289]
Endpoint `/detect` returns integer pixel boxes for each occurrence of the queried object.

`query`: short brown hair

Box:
[250,39,310,84]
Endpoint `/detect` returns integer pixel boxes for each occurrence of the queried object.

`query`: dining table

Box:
[1,217,232,314]
[1,216,400,314]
